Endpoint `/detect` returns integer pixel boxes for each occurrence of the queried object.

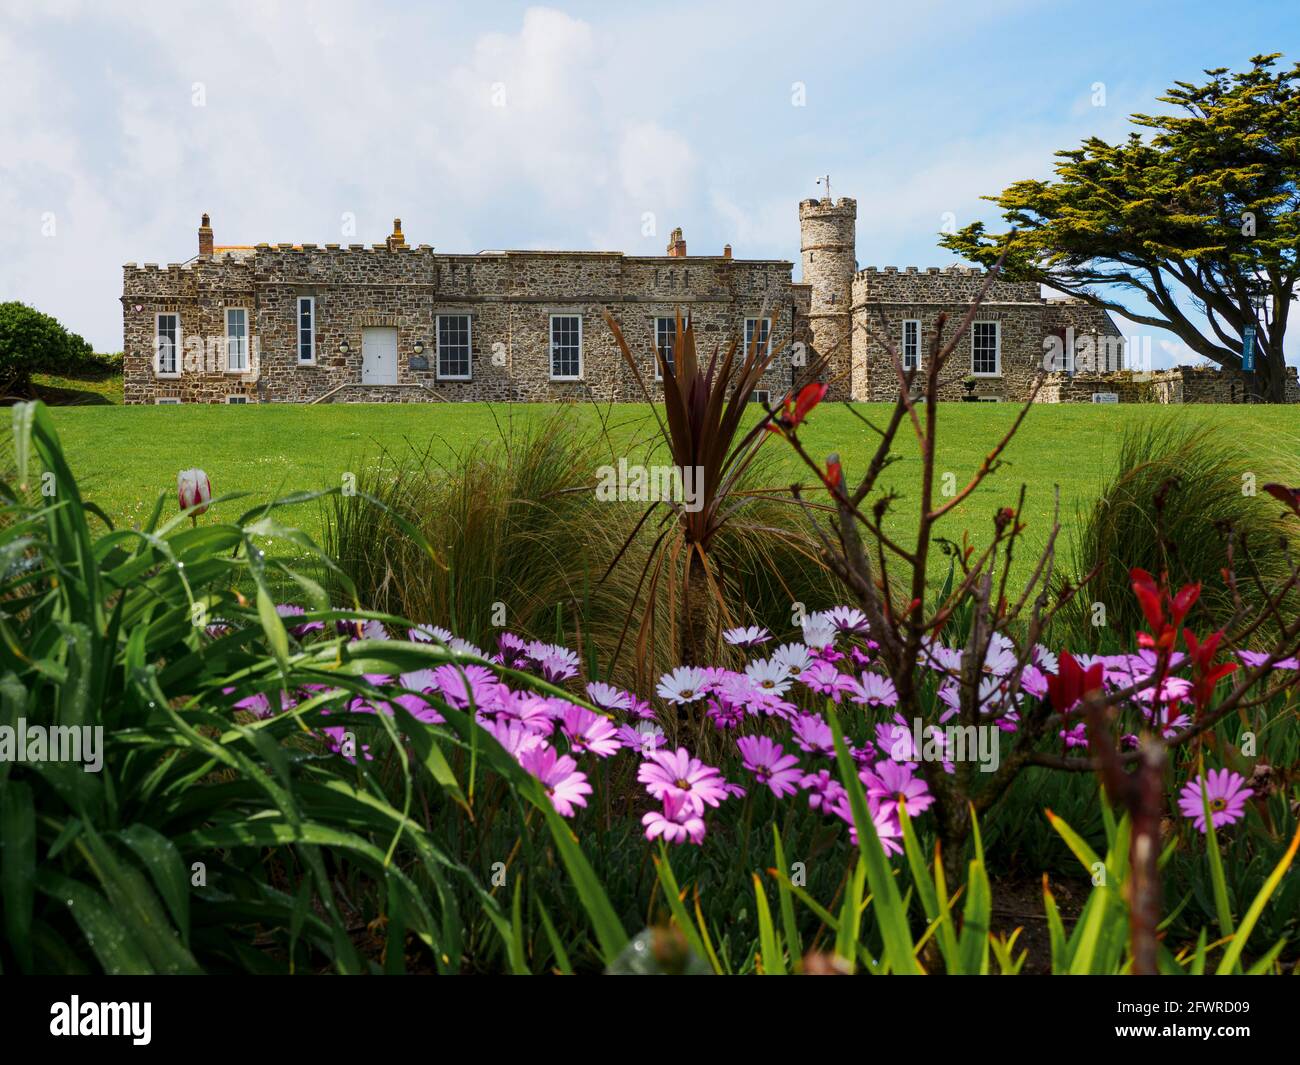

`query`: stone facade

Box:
[122,218,805,405]
[121,199,1294,405]
[850,267,1125,402]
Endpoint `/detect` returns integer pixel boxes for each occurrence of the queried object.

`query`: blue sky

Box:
[0,0,1294,364]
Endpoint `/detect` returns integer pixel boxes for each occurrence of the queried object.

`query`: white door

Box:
[361,327,398,384]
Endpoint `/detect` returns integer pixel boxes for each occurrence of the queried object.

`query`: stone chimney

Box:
[666,227,686,257]
[723,244,732,259]
[198,213,213,257]
[386,218,407,251]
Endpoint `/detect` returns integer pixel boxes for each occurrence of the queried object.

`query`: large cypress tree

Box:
[942,54,1299,401]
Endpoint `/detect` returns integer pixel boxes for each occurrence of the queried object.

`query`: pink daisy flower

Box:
[799,660,858,703]
[736,735,804,798]
[791,713,835,757]
[586,681,633,713]
[831,794,903,855]
[1238,650,1300,670]
[495,689,555,733]
[851,671,899,708]
[409,624,453,644]
[518,744,592,817]
[276,603,324,638]
[559,705,622,758]
[724,625,772,648]
[537,648,580,682]
[828,605,870,634]
[801,768,847,812]
[638,747,729,813]
[494,631,529,666]
[486,718,549,759]
[432,663,502,710]
[642,793,707,845]
[1177,769,1253,833]
[617,721,667,756]
[863,759,933,817]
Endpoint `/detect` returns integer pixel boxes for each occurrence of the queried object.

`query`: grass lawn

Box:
[45,401,1300,583]
[30,370,124,405]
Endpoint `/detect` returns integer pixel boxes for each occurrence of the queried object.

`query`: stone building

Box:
[122,215,807,405]
[122,195,1291,404]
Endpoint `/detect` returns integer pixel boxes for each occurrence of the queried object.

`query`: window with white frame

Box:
[155,397,181,405]
[750,389,772,406]
[225,307,248,371]
[297,297,316,363]
[743,317,771,358]
[654,317,677,379]
[901,319,921,371]
[971,321,1000,376]
[550,315,582,379]
[156,313,180,375]
[226,395,249,404]
[437,314,472,379]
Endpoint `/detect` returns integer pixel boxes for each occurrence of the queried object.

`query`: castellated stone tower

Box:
[799,196,856,399]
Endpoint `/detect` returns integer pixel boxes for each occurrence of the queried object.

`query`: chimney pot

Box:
[198,213,214,257]
[666,226,686,257]
[387,218,407,251]
[723,244,732,259]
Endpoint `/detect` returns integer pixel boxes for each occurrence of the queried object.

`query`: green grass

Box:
[46,401,1300,584]
[29,370,124,405]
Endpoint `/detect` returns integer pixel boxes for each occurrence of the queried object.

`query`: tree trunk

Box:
[938,802,971,895]
[1259,351,1287,403]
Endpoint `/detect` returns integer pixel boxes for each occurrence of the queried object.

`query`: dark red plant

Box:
[1130,567,1199,650]
[1182,628,1238,713]
[1045,650,1104,714]
[1262,483,1300,517]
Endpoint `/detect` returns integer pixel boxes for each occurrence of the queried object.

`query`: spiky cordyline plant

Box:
[602,309,829,727]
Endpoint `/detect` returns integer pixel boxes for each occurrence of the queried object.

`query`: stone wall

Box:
[1035,371,1179,404]
[122,242,800,404]
[849,267,1099,402]
[1177,363,1300,404]
[1035,364,1300,404]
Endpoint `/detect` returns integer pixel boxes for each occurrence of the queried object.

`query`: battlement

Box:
[854,265,1040,304]
[799,196,857,212]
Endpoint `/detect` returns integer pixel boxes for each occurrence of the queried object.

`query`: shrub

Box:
[1058,418,1300,648]
[0,302,94,394]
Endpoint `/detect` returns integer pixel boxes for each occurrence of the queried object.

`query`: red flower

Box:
[1129,568,1198,650]
[1182,628,1238,712]
[768,381,828,434]
[1045,650,1104,714]
[821,456,843,491]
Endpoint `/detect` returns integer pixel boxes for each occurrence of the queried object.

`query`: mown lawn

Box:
[30,371,125,405]
[45,401,1300,582]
